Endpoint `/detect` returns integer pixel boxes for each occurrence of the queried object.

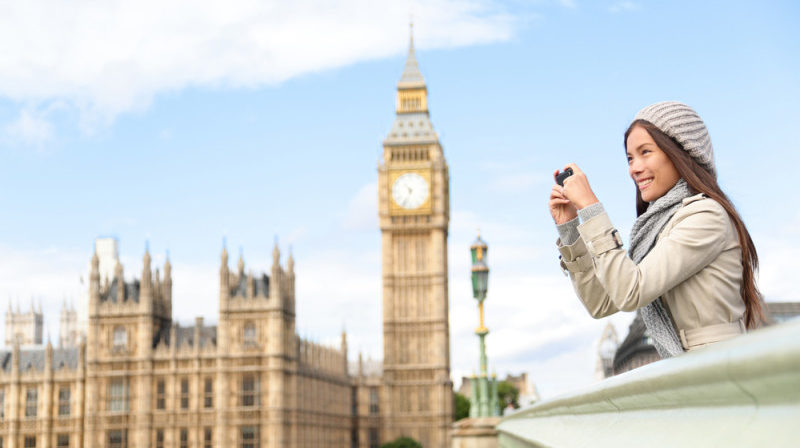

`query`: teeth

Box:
[638,179,653,188]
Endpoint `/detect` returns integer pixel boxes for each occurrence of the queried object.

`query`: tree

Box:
[497,381,519,414]
[454,392,470,421]
[380,436,423,448]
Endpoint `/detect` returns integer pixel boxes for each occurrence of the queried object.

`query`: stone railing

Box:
[496,319,800,447]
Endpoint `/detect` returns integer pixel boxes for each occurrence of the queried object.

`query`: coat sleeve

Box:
[557,235,621,318]
[574,200,730,317]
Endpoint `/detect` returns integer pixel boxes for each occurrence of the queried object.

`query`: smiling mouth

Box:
[637,178,653,189]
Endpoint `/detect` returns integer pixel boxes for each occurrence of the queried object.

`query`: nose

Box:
[629,157,643,177]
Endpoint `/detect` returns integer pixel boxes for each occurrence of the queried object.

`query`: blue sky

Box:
[1,0,798,398]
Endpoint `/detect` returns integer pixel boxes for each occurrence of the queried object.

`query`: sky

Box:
[0,0,798,400]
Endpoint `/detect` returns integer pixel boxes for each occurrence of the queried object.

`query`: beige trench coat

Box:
[558,194,746,350]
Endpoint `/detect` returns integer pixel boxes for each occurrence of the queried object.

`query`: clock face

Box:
[392,173,429,210]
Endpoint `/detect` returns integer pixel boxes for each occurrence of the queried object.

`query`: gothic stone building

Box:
[0,34,452,448]
[1,244,354,448]
[4,305,43,348]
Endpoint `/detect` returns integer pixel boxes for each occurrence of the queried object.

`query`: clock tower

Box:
[378,31,453,447]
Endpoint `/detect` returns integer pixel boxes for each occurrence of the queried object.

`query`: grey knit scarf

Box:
[629,179,691,358]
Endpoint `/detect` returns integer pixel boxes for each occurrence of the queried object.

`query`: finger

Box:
[549,200,571,210]
[565,162,582,176]
[551,185,568,197]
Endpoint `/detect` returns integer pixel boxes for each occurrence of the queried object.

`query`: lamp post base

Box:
[451,417,501,448]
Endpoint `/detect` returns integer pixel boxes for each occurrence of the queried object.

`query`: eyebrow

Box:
[628,142,656,154]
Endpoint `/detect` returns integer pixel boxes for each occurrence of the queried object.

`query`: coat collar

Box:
[681,193,707,206]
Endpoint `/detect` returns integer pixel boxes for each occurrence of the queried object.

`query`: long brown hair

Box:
[624,119,763,328]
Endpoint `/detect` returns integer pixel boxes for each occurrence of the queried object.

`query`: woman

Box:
[549,101,762,358]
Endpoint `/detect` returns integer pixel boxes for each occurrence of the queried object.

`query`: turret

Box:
[142,246,152,292]
[287,250,295,311]
[272,241,280,269]
[12,341,20,373]
[271,241,282,300]
[220,244,229,300]
[89,250,101,308]
[341,329,348,373]
[163,254,173,315]
[45,339,53,371]
[155,268,161,296]
[194,317,203,354]
[140,246,153,312]
[115,260,124,302]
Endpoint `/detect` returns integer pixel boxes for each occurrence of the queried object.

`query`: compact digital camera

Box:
[555,168,573,186]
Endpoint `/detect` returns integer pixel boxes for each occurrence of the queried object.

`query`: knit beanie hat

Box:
[633,101,715,176]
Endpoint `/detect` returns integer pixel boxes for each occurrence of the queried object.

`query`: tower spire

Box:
[399,22,425,88]
[272,239,280,268]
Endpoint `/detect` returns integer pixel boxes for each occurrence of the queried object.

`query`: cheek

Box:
[662,160,680,183]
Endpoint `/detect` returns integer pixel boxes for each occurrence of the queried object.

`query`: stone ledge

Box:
[496,319,800,448]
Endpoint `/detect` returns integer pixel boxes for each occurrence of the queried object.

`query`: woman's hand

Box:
[560,163,599,210]
[549,170,577,225]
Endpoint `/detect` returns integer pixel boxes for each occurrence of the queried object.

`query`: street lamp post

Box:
[469,232,500,417]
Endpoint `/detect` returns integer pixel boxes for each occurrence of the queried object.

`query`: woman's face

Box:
[626,125,681,202]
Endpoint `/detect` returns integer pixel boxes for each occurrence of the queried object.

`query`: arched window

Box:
[113,326,127,349]
[243,322,256,347]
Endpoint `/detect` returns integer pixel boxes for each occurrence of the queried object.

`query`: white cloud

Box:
[609,1,640,13]
[0,0,515,130]
[170,262,219,325]
[0,246,86,343]
[558,0,577,9]
[3,107,55,147]
[294,247,382,359]
[341,182,378,231]
[754,233,800,302]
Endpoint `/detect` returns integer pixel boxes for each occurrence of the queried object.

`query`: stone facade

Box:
[349,356,384,448]
[376,33,453,447]
[4,304,43,348]
[0,245,352,448]
[59,302,79,349]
